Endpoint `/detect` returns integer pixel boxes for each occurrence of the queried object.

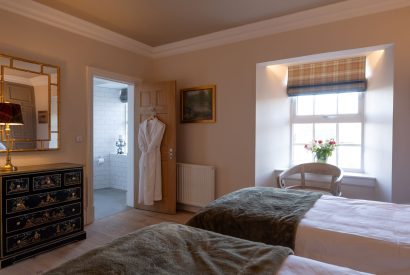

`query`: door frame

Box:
[85,66,142,225]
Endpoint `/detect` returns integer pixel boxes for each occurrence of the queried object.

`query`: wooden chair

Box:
[277,162,343,196]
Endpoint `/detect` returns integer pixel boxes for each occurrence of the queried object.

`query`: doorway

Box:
[91,76,135,220]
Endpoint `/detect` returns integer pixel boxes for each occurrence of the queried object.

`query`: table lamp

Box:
[0,102,24,171]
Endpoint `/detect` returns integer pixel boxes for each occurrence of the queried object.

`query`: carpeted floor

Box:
[94,188,130,220]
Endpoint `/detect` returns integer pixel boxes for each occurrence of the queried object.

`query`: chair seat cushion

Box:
[288,187,333,196]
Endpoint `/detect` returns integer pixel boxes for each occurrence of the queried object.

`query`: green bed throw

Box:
[45,222,293,275]
[187,187,322,249]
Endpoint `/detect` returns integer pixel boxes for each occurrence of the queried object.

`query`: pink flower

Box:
[318,140,323,144]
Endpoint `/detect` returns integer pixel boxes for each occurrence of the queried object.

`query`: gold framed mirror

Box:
[0,53,60,151]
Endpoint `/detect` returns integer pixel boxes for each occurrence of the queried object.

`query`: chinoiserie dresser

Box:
[0,163,86,267]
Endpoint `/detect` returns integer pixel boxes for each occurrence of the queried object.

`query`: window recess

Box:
[287,56,367,172]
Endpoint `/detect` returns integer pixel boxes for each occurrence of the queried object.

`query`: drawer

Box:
[6,187,81,214]
[5,217,82,255]
[6,202,82,233]
[5,177,30,195]
[64,170,82,186]
[33,174,62,191]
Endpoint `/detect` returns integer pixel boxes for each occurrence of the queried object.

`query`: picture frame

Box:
[38,110,48,124]
[181,85,216,123]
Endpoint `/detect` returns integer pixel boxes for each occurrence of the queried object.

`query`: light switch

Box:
[75,136,83,143]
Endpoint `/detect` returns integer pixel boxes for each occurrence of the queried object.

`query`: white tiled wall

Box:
[93,86,128,190]
[109,154,128,190]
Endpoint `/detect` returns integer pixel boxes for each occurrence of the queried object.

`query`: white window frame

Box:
[290,93,365,173]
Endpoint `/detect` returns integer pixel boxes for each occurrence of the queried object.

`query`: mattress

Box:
[187,187,410,274]
[296,195,410,274]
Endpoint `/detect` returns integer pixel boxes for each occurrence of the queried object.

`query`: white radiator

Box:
[177,163,215,208]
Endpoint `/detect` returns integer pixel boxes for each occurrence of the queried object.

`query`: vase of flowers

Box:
[304,139,337,163]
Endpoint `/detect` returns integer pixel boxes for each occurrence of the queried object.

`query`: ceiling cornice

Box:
[0,0,152,57]
[152,0,410,58]
[0,0,409,59]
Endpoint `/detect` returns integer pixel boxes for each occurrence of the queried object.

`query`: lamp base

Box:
[0,163,17,171]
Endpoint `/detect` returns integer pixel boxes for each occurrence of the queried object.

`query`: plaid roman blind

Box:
[287,56,367,96]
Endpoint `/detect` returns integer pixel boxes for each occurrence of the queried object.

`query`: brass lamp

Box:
[0,102,23,171]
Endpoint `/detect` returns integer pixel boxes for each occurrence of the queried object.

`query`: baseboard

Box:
[176,203,201,213]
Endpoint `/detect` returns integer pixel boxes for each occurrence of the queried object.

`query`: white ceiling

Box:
[34,0,344,46]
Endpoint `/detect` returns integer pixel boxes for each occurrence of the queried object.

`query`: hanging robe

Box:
[138,117,166,205]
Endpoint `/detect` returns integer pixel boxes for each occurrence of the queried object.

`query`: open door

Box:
[135,81,177,214]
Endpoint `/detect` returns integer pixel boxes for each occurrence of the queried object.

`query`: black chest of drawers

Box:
[0,163,86,268]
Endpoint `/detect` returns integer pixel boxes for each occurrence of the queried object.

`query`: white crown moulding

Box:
[0,0,409,59]
[0,0,152,57]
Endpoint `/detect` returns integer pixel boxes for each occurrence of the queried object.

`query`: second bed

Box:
[187,187,410,274]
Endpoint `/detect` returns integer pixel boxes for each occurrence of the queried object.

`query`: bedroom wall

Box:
[153,7,410,202]
[364,48,394,202]
[255,64,289,187]
[0,10,152,167]
[1,6,409,204]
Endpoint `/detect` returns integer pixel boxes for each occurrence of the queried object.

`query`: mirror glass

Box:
[0,54,60,151]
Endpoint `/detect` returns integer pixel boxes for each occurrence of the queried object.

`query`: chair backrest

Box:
[277,162,343,196]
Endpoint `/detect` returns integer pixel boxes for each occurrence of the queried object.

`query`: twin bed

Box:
[46,187,409,274]
[46,222,367,275]
[187,187,410,274]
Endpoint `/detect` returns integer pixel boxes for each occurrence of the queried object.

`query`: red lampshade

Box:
[0,102,24,125]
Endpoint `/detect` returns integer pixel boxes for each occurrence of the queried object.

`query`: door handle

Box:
[169,148,174,160]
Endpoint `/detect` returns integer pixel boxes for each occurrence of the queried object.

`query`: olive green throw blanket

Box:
[46,222,293,275]
[187,187,322,249]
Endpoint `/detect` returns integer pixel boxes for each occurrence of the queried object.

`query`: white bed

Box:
[45,222,370,275]
[279,255,370,275]
[187,187,410,275]
[296,195,410,275]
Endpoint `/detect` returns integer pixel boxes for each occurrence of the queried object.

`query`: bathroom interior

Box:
[93,77,134,220]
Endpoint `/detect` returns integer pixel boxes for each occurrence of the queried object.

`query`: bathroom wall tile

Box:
[93,87,128,190]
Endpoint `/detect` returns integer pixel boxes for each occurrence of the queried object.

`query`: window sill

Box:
[274,169,376,188]
[342,172,376,188]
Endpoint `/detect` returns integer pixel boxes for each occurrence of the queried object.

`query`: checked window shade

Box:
[287,56,367,96]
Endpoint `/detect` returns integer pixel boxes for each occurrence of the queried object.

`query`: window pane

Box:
[293,145,313,164]
[339,123,361,144]
[293,124,313,143]
[327,153,337,166]
[339,146,361,169]
[296,95,313,116]
[315,94,337,115]
[338,92,359,114]
[315,123,336,142]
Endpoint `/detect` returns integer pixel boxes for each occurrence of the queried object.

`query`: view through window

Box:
[291,92,364,172]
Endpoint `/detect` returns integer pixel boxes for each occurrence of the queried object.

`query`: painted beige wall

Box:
[1,7,409,203]
[153,7,410,202]
[0,10,153,166]
[364,48,394,202]
[255,64,289,187]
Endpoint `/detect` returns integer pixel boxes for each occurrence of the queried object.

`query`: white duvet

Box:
[295,195,410,275]
[278,255,371,275]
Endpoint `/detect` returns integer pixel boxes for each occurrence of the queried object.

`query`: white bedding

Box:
[278,255,371,275]
[296,195,410,274]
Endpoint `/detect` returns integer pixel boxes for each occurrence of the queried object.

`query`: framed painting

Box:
[38,110,48,124]
[181,85,216,123]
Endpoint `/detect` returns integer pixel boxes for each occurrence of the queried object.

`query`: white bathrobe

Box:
[138,117,166,205]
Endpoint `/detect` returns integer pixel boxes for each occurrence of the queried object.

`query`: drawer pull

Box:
[17,240,21,244]
[16,221,21,226]
[72,208,76,212]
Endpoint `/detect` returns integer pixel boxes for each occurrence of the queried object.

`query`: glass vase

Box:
[315,155,328,163]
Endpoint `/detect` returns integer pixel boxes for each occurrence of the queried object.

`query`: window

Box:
[291,92,364,172]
